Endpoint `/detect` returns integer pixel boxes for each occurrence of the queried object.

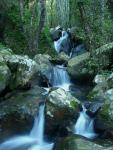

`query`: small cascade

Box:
[74,105,97,139]
[50,65,71,91]
[42,87,50,95]
[54,30,71,55]
[30,103,45,144]
[0,102,54,150]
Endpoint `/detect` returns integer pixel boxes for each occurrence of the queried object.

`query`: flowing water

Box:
[54,31,70,54]
[75,105,97,139]
[0,103,54,150]
[49,65,71,91]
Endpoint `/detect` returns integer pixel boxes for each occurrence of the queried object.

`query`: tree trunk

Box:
[32,0,46,52]
[19,0,46,53]
[18,0,31,50]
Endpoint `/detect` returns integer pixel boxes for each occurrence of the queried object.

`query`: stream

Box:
[0,29,99,150]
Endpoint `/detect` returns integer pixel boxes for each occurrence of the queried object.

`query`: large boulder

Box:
[48,88,80,108]
[0,47,39,90]
[34,54,53,81]
[94,42,113,68]
[67,42,113,83]
[55,136,113,150]
[67,52,94,82]
[88,73,113,130]
[4,54,38,89]
[50,52,70,65]
[45,88,80,138]
[88,74,113,100]
[50,26,62,41]
[0,85,45,142]
[0,48,13,56]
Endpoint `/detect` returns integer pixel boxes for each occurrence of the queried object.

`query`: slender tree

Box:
[18,0,46,53]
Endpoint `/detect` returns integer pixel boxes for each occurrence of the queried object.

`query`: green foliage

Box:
[0,43,6,49]
[2,3,28,54]
[39,25,57,56]
[87,90,98,100]
[70,100,78,110]
[4,26,27,54]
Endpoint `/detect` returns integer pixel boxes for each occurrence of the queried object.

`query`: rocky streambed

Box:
[0,44,113,149]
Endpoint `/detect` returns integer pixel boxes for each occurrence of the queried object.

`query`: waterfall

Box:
[30,103,45,144]
[0,103,54,150]
[54,30,70,54]
[50,65,71,91]
[74,106,97,139]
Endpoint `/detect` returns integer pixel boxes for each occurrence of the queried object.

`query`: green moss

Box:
[87,90,98,100]
[0,75,6,81]
[99,104,110,120]
[70,100,78,110]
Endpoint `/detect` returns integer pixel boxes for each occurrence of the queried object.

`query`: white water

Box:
[75,106,97,139]
[42,88,50,95]
[30,104,45,144]
[54,31,69,53]
[0,103,54,150]
[50,65,71,91]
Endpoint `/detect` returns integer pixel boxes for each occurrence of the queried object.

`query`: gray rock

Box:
[4,54,38,89]
[50,27,62,41]
[34,54,52,80]
[67,52,94,82]
[55,136,113,150]
[48,88,80,108]
[50,52,70,65]
[0,85,45,141]
[45,88,80,137]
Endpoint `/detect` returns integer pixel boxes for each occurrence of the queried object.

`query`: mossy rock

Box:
[54,136,113,150]
[0,86,45,141]
[99,103,110,121]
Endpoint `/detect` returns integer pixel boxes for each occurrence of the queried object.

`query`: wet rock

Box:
[88,73,113,128]
[96,42,113,57]
[68,41,113,83]
[46,88,80,138]
[4,54,38,89]
[95,42,113,67]
[88,74,111,100]
[50,27,62,41]
[54,136,113,150]
[67,52,94,83]
[48,88,80,108]
[94,118,113,138]
[34,54,53,80]
[85,102,102,117]
[0,48,13,56]
[0,86,45,141]
[50,52,70,65]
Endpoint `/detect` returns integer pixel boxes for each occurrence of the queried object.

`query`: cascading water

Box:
[74,105,97,139]
[30,103,45,144]
[49,65,71,91]
[54,31,71,55]
[0,103,54,150]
